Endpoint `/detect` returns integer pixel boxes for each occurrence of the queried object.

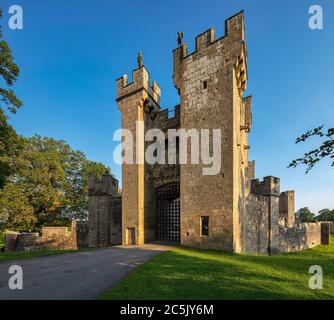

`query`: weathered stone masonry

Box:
[87,11,329,254]
[88,175,121,247]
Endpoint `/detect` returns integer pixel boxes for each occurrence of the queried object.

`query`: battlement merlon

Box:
[173,11,247,94]
[116,66,161,106]
[251,176,280,197]
[88,174,119,196]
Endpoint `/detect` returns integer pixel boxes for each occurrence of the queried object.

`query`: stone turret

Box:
[88,175,118,196]
[171,11,250,252]
[279,191,295,227]
[251,176,280,197]
[116,64,161,245]
[88,174,120,248]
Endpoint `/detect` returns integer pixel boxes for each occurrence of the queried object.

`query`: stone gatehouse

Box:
[88,11,329,254]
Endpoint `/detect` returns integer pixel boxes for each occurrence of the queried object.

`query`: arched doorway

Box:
[156,182,180,242]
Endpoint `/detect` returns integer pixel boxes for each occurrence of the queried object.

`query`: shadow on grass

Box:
[101,239,334,300]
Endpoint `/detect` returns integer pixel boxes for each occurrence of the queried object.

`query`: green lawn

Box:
[101,237,334,300]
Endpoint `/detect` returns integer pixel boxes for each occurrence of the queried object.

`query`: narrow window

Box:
[203,80,208,90]
[201,216,209,236]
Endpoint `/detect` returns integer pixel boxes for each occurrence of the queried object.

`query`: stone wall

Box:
[321,221,334,234]
[241,176,330,255]
[242,194,269,254]
[116,67,161,245]
[279,191,295,227]
[88,175,121,247]
[173,11,248,252]
[109,196,122,245]
[5,221,79,252]
[278,223,322,253]
[75,221,89,248]
[108,11,328,255]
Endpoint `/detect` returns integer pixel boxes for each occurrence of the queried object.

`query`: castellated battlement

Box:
[279,191,296,226]
[153,105,180,130]
[88,174,119,196]
[116,66,161,106]
[173,11,247,95]
[251,176,280,197]
[90,11,329,254]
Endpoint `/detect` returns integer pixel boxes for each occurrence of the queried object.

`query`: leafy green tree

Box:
[0,9,23,228]
[0,183,36,230]
[295,207,316,223]
[289,125,334,173]
[0,8,22,115]
[0,8,23,189]
[0,135,111,231]
[63,159,110,221]
[0,110,23,188]
[316,209,334,222]
[0,11,110,231]
[2,136,66,229]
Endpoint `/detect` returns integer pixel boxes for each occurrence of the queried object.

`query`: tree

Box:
[289,125,334,173]
[316,209,334,222]
[0,8,22,115]
[0,135,111,231]
[0,110,23,188]
[0,183,36,231]
[2,136,66,229]
[295,207,316,223]
[0,8,23,189]
[0,9,111,231]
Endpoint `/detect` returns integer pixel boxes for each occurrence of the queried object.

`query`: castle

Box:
[88,11,329,254]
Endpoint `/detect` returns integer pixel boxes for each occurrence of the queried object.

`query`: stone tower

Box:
[173,11,250,252]
[88,175,120,247]
[279,191,295,227]
[107,11,326,254]
[116,66,161,245]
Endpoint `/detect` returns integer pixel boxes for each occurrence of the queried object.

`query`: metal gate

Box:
[156,183,180,242]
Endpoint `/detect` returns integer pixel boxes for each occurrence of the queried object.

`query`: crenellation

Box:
[87,11,328,254]
[88,174,118,197]
[251,176,280,197]
[116,66,161,105]
[279,191,295,227]
[196,28,215,51]
[225,10,245,40]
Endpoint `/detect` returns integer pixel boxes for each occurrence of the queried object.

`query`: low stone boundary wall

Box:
[278,222,329,253]
[4,221,84,252]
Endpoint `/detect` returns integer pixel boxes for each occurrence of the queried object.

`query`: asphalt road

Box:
[0,244,172,300]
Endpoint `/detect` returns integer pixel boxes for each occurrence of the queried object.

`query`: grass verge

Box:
[0,249,80,262]
[101,237,334,300]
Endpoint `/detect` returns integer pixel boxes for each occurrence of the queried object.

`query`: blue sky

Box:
[1,0,334,213]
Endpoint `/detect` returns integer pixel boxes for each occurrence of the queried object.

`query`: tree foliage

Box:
[0,136,111,231]
[295,207,316,223]
[316,209,334,222]
[289,125,334,173]
[0,8,112,232]
[0,8,24,188]
[0,109,24,188]
[0,8,22,115]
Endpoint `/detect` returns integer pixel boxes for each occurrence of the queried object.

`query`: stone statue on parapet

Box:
[137,51,143,68]
[177,32,183,46]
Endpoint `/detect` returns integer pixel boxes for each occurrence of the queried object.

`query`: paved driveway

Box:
[0,244,173,300]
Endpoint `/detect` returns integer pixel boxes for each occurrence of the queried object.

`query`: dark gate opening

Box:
[156,183,180,242]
